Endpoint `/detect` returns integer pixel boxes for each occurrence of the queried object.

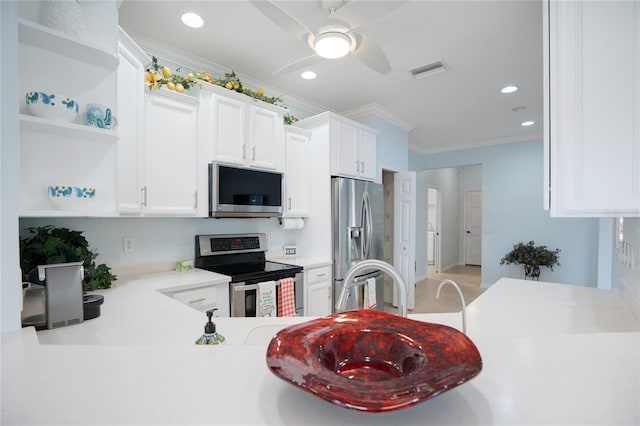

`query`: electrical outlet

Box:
[123,236,135,253]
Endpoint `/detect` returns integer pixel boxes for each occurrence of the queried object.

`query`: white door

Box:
[393,172,416,310]
[464,190,482,265]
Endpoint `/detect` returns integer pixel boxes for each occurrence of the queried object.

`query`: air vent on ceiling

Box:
[409,60,448,80]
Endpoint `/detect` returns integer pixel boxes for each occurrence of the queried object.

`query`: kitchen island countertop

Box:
[1,272,638,425]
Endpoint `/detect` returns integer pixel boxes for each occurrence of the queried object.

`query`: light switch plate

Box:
[283,245,297,257]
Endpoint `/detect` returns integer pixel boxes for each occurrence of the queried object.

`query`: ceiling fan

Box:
[250,0,407,76]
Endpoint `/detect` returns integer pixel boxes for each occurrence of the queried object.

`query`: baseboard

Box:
[440,263,461,273]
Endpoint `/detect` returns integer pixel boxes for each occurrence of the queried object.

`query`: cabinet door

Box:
[284,128,310,216]
[358,130,377,181]
[306,281,332,316]
[211,95,246,166]
[116,41,145,214]
[545,1,640,217]
[304,265,332,316]
[334,121,360,178]
[249,105,283,170]
[144,92,198,215]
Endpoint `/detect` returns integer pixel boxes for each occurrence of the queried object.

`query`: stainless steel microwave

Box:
[208,163,283,218]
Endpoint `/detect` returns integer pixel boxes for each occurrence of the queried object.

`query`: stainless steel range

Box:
[195,233,303,317]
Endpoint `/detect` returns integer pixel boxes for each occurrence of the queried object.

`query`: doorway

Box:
[426,187,441,274]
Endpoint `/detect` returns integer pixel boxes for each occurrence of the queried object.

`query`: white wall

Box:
[19,217,305,277]
[1,1,21,334]
[410,139,600,287]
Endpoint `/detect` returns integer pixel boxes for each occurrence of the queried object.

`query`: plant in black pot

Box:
[500,240,561,281]
[20,225,116,319]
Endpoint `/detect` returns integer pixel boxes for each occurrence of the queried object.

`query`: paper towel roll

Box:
[279,218,304,230]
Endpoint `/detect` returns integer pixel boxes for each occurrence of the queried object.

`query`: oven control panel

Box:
[197,234,266,256]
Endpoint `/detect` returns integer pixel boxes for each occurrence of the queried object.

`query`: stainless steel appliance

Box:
[209,163,283,218]
[332,177,385,312]
[37,261,84,329]
[195,234,303,317]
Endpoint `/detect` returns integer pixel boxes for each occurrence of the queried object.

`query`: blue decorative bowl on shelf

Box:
[25,91,79,122]
[48,185,96,210]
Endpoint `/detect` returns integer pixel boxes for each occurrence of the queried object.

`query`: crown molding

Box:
[409,131,543,155]
[119,28,328,117]
[341,103,414,131]
[118,26,151,66]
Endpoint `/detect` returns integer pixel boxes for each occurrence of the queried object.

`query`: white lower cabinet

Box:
[167,282,230,316]
[304,264,332,316]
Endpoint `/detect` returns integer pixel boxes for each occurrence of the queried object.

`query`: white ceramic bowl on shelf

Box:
[48,185,96,210]
[25,91,79,122]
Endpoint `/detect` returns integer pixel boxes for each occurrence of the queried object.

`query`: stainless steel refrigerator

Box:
[332,176,385,312]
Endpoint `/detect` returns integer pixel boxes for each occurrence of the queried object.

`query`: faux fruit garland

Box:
[144,56,282,106]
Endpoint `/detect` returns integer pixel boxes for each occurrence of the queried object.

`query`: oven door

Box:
[230,272,303,317]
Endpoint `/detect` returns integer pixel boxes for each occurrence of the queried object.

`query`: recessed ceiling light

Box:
[181,12,203,28]
[301,71,317,80]
[521,121,535,127]
[501,85,518,94]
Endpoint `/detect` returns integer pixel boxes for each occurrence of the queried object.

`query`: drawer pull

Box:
[316,273,327,278]
[188,297,206,304]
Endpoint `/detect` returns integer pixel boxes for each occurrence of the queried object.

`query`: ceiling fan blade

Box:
[250,0,312,41]
[351,32,391,75]
[323,0,408,30]
[272,53,324,76]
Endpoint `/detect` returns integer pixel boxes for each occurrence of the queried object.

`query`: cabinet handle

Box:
[141,186,148,207]
[242,144,246,159]
[356,160,359,172]
[188,297,206,304]
[252,146,256,161]
[193,191,198,208]
[288,197,292,210]
[360,161,364,173]
[316,273,327,278]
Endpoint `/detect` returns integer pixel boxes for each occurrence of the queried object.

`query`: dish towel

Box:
[257,281,277,317]
[363,277,377,310]
[277,278,296,317]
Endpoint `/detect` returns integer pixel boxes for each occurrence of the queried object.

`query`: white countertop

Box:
[2,274,639,425]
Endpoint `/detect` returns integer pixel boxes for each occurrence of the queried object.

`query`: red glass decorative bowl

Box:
[266,309,482,413]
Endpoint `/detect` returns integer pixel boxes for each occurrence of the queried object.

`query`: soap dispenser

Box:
[195,308,225,345]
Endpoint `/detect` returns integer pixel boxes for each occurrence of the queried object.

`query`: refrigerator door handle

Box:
[361,191,373,259]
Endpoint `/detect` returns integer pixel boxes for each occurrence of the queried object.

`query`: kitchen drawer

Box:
[171,283,229,316]
[305,265,331,284]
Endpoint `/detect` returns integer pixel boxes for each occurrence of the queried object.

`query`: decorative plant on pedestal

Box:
[19,225,116,292]
[500,241,561,281]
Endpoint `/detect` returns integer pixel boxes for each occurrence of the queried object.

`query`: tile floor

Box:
[384,264,484,314]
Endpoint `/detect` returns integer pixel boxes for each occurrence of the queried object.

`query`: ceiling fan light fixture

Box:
[313,32,351,59]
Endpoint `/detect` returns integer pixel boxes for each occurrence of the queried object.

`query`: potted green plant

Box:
[500,240,561,280]
[20,226,116,319]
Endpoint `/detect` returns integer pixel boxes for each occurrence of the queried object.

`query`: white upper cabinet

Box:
[298,112,378,182]
[210,94,247,166]
[200,83,285,172]
[117,28,150,215]
[284,126,311,217]
[143,90,200,216]
[544,0,640,217]
[249,106,282,170]
[17,1,119,217]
